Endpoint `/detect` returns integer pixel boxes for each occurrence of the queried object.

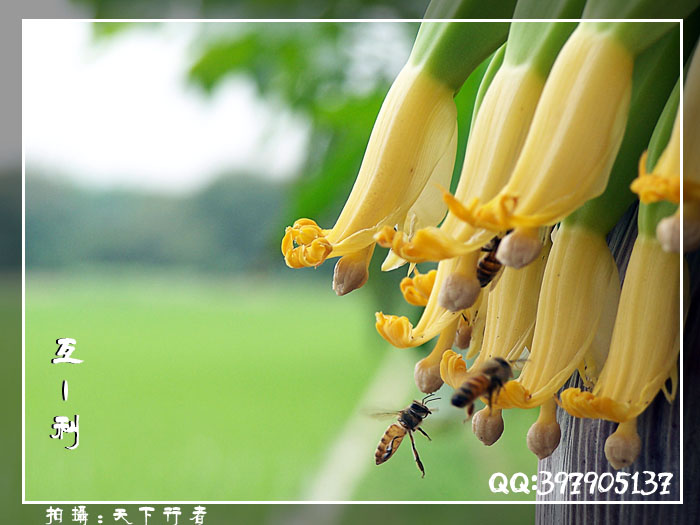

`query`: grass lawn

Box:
[25,271,382,501]
[24,270,538,503]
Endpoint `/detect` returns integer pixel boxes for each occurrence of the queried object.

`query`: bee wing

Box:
[375,423,406,465]
[511,348,530,371]
[505,324,535,363]
[363,408,400,420]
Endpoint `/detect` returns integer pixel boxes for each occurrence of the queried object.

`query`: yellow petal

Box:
[448,25,633,231]
[630,112,680,205]
[399,269,437,307]
[560,236,680,422]
[493,225,620,410]
[375,251,478,347]
[376,63,545,262]
[282,64,457,268]
[472,229,550,368]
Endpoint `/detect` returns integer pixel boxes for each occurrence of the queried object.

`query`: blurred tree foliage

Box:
[26,172,290,275]
[186,22,418,230]
[71,0,429,19]
[28,21,487,315]
[0,171,21,269]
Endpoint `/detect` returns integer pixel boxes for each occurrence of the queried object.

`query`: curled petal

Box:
[376,225,467,263]
[630,152,680,204]
[439,350,469,389]
[559,389,632,423]
[400,269,437,306]
[490,380,533,410]
[375,313,413,349]
[281,219,333,268]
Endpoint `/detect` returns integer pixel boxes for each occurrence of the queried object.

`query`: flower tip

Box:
[414,358,443,394]
[472,408,504,446]
[437,273,480,312]
[281,218,333,268]
[399,269,436,306]
[332,256,369,296]
[526,419,561,460]
[496,228,542,269]
[604,423,641,470]
[375,313,413,348]
[656,214,680,253]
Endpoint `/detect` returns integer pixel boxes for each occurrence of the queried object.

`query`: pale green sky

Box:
[23,21,411,194]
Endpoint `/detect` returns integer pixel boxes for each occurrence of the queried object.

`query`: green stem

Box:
[564,29,680,235]
[410,21,510,93]
[513,0,586,19]
[638,80,681,237]
[470,44,505,133]
[424,0,516,19]
[583,22,678,56]
[583,0,699,20]
[504,22,578,78]
[450,53,496,193]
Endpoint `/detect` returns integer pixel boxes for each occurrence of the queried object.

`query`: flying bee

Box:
[476,236,503,288]
[451,357,514,417]
[374,393,439,478]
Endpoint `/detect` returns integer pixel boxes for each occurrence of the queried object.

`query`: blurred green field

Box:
[25,271,537,502]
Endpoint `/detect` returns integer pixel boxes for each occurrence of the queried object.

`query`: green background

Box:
[22,21,538,507]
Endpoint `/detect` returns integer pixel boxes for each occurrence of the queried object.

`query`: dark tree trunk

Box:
[536,204,696,522]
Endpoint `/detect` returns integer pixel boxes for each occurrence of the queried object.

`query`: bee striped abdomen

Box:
[451,374,492,408]
[477,237,503,287]
[375,423,406,465]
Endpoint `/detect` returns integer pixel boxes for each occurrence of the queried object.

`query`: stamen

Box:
[604,419,641,469]
[414,319,459,393]
[472,407,504,446]
[496,227,542,269]
[526,398,561,459]
[453,315,472,350]
[332,244,375,296]
[437,273,481,312]
[656,213,680,253]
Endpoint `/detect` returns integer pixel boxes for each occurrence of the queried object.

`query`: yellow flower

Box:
[375,52,544,263]
[490,226,620,411]
[630,112,680,205]
[439,235,550,445]
[375,252,478,348]
[558,234,680,469]
[559,236,680,424]
[282,64,457,272]
[444,24,632,232]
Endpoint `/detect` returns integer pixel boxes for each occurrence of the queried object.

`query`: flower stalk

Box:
[444,22,678,234]
[559,69,683,467]
[378,21,577,264]
[281,17,509,292]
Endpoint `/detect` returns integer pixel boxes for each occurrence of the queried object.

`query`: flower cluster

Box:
[282,19,690,470]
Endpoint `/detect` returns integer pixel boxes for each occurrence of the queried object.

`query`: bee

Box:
[476,236,503,287]
[374,393,439,478]
[451,357,514,417]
